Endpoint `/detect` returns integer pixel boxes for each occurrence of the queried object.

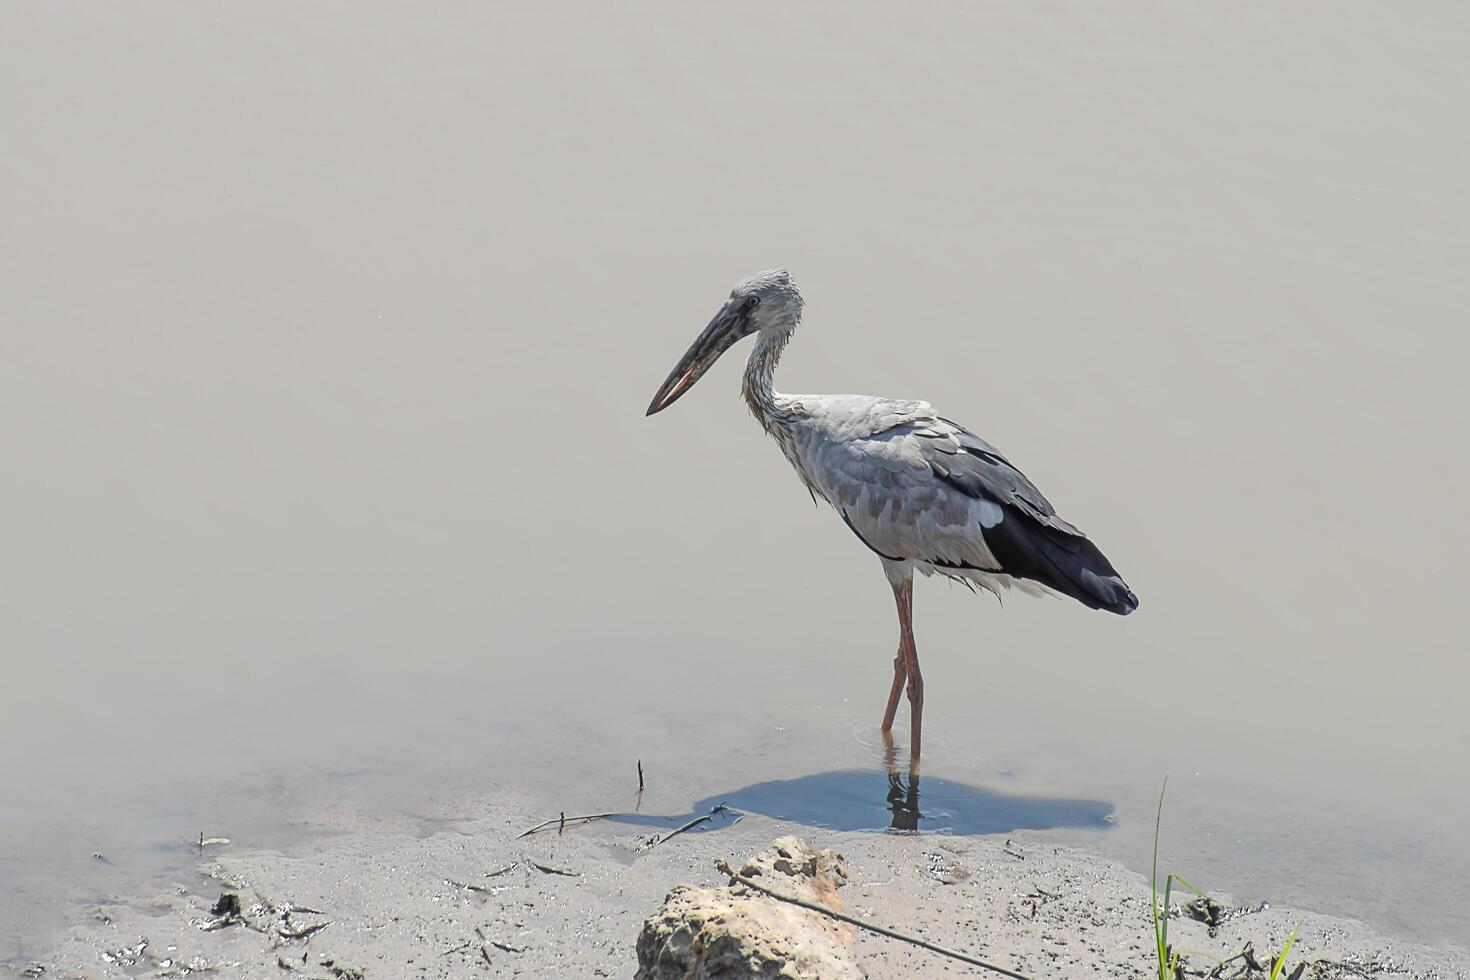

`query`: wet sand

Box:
[16,786,1466,979]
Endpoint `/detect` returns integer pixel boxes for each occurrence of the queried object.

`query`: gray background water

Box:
[3,0,1468,959]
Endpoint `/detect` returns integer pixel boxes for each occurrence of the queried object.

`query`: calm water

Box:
[4,0,1469,959]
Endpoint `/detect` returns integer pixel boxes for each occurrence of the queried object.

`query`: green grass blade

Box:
[1152,778,1169,980]
[1167,874,1207,899]
[1269,925,1299,980]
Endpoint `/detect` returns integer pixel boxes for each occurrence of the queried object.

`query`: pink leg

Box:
[895,578,924,767]
[880,643,908,735]
[880,577,923,764]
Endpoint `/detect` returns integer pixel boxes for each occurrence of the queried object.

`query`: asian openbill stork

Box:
[646,270,1137,766]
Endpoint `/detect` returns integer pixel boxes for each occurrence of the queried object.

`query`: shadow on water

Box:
[610,767,1113,837]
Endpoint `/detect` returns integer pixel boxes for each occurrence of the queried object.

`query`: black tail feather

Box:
[986,514,1139,615]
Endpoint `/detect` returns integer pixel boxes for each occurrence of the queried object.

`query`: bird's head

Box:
[646,269,803,416]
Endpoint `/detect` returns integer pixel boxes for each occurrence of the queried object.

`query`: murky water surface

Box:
[4,1,1469,960]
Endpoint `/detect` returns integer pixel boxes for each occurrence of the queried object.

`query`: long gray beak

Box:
[646,302,747,416]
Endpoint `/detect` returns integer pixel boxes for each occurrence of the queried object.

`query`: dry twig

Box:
[516,812,620,838]
[658,804,731,845]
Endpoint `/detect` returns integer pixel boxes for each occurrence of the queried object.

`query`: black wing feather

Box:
[925,419,1139,615]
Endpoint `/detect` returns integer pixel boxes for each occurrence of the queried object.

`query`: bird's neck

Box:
[742,326,794,429]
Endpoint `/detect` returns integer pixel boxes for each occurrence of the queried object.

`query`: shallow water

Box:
[3,0,1469,961]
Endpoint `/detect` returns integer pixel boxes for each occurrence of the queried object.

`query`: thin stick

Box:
[637,759,644,791]
[658,814,712,844]
[658,804,729,845]
[528,861,579,877]
[715,860,1032,980]
[516,812,620,838]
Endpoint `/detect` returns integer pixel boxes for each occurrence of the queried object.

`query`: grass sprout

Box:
[1151,779,1301,980]
[1153,778,1207,979]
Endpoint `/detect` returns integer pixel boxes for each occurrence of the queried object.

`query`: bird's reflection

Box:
[607,734,1110,838]
[885,768,922,831]
[882,729,922,831]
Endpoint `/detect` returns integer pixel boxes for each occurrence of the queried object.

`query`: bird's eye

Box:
[745,296,761,309]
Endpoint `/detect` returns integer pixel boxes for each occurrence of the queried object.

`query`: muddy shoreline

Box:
[9,786,1465,979]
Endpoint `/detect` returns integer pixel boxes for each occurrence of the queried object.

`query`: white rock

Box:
[636,836,862,980]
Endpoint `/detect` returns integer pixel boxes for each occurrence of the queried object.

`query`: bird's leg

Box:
[897,576,924,767]
[880,576,912,733]
[880,649,907,734]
